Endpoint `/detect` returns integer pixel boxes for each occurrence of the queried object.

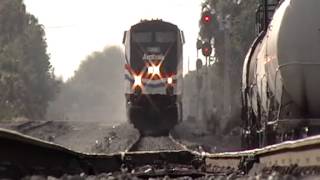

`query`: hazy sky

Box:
[24,0,202,80]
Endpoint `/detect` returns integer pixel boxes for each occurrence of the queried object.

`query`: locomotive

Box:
[123,20,184,136]
[241,0,320,149]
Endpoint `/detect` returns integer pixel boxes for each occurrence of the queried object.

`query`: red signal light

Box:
[201,41,212,57]
[203,15,211,23]
[202,11,212,24]
[203,47,211,56]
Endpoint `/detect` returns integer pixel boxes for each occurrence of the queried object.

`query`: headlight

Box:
[147,62,161,77]
[153,64,161,77]
[167,77,173,85]
[133,74,142,88]
[148,66,154,74]
[132,74,142,95]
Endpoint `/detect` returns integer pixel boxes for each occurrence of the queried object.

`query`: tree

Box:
[0,0,59,120]
[201,0,256,63]
[184,0,257,133]
[47,46,125,124]
[204,0,257,131]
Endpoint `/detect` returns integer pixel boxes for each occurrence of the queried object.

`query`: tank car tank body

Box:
[123,20,184,136]
[242,0,320,149]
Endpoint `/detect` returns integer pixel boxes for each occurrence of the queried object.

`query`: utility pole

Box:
[187,56,190,73]
[223,16,232,121]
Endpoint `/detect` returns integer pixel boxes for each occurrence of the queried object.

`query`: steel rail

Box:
[205,134,320,174]
[15,120,53,134]
[2,127,320,178]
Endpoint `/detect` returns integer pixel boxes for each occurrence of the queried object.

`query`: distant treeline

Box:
[0,0,60,121]
[0,0,125,124]
[47,47,126,123]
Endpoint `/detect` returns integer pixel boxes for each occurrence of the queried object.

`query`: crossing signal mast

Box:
[201,11,213,57]
[196,9,214,70]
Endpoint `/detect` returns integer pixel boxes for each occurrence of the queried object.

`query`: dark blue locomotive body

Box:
[123,20,184,136]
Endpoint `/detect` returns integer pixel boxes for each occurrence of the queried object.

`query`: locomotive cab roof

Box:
[130,19,179,32]
[123,19,185,44]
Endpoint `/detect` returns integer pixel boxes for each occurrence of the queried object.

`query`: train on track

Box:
[123,20,184,136]
[241,0,320,149]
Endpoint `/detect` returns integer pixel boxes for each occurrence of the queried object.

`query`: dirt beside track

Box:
[0,119,242,153]
[0,120,139,153]
[171,118,242,153]
[53,121,139,153]
[88,122,139,153]
[0,120,70,142]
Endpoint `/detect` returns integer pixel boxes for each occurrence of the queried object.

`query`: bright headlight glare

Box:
[133,75,142,87]
[153,64,160,76]
[167,77,173,84]
[148,66,154,74]
[148,62,161,77]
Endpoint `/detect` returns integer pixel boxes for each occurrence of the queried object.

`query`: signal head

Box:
[201,41,212,57]
[201,11,212,24]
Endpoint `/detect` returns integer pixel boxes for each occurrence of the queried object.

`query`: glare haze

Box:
[24,0,201,80]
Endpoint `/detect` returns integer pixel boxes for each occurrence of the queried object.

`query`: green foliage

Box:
[184,0,257,133]
[0,0,60,120]
[47,47,125,123]
[201,0,257,62]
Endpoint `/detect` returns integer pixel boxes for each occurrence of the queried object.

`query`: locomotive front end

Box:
[123,20,184,136]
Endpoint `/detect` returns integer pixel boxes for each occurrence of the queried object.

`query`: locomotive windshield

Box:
[130,29,179,72]
[132,31,176,43]
[155,32,176,43]
[132,32,152,43]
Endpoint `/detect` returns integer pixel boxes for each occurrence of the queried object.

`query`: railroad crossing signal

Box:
[199,10,214,42]
[201,41,212,57]
[201,11,213,25]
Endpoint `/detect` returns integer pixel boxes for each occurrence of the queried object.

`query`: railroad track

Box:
[205,135,320,176]
[120,132,207,178]
[125,131,190,152]
[15,120,53,134]
[12,120,71,143]
[2,127,320,178]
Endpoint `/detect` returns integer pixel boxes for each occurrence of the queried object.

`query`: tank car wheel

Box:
[260,124,276,147]
[243,109,260,149]
[241,128,252,150]
[261,123,272,145]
